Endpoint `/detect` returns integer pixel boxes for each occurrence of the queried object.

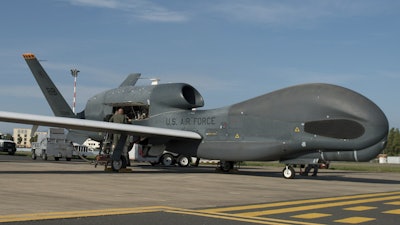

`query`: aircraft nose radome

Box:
[348,87,389,147]
[313,84,389,149]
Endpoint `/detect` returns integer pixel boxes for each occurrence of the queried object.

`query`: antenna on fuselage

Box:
[150,78,160,85]
[139,77,160,85]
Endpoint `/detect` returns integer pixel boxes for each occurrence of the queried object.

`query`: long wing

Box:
[0,111,202,140]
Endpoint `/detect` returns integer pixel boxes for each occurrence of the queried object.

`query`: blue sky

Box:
[0,0,399,133]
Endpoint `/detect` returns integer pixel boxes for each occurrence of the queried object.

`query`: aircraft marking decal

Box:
[46,87,58,96]
[166,117,216,126]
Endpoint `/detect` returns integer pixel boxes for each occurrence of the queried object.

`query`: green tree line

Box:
[384,128,400,156]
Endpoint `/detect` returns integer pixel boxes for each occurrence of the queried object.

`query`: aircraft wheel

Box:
[177,155,190,167]
[66,157,71,161]
[161,153,175,166]
[112,160,123,171]
[220,161,234,172]
[112,155,127,171]
[54,157,60,161]
[282,166,295,179]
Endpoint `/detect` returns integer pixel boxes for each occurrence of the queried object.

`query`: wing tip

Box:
[22,53,36,59]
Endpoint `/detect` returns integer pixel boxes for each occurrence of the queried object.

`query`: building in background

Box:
[12,128,47,148]
[13,128,32,148]
[82,138,100,149]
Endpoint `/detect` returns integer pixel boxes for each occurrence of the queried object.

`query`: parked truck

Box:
[0,133,16,155]
[31,128,99,161]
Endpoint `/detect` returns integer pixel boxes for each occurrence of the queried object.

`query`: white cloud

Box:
[67,0,189,22]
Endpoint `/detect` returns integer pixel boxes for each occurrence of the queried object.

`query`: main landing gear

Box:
[217,161,238,172]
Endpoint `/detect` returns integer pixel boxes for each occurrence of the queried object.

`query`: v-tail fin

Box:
[22,53,75,118]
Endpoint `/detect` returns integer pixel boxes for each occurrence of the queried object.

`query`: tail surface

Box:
[22,53,75,118]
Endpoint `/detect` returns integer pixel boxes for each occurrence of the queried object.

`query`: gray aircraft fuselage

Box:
[82,81,388,164]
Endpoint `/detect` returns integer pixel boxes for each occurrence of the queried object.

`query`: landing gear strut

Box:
[111,134,128,171]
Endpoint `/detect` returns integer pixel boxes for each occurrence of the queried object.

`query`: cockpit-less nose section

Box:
[0,53,389,179]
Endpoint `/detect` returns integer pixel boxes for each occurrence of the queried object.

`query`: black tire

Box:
[177,155,191,167]
[42,151,48,160]
[66,157,72,161]
[220,161,234,172]
[282,166,295,179]
[8,150,16,155]
[112,156,127,171]
[54,157,60,161]
[31,150,37,160]
[161,153,175,166]
[112,160,123,171]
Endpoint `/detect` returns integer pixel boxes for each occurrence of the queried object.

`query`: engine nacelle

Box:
[150,83,204,114]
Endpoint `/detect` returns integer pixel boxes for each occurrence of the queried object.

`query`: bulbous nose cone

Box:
[300,83,388,149]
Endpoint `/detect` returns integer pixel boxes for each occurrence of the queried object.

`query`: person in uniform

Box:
[109,108,128,150]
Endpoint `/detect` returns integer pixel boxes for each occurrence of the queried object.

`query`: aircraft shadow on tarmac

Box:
[0,158,399,185]
[136,164,400,185]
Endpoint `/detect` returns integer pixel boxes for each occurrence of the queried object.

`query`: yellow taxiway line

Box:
[0,206,166,223]
[199,191,400,213]
[1,191,399,224]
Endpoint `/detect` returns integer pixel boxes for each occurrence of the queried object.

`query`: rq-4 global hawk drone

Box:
[0,53,388,178]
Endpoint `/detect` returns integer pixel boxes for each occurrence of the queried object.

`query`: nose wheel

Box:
[282,165,295,179]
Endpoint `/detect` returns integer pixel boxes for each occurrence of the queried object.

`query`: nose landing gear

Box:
[282,165,295,179]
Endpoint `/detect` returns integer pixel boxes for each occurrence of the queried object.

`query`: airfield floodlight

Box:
[70,69,80,114]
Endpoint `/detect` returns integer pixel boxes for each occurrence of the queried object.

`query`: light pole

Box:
[70,69,80,114]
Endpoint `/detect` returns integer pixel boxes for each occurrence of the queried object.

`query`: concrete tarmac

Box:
[1,155,399,224]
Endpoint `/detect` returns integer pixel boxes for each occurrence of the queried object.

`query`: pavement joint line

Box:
[198,191,400,213]
[234,194,400,217]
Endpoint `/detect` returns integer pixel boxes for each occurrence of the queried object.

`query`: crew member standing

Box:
[109,108,128,150]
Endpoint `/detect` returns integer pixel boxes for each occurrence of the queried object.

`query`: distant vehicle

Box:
[31,128,99,161]
[0,133,17,155]
[31,128,73,161]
